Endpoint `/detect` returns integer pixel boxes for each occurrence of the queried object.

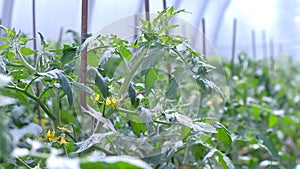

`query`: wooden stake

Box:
[145,0,150,21]
[80,0,88,108]
[32,0,42,125]
[269,38,274,73]
[251,30,257,59]
[261,30,267,60]
[163,0,167,9]
[202,18,206,60]
[231,18,237,77]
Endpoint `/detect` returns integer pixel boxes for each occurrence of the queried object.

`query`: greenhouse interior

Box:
[0,0,300,168]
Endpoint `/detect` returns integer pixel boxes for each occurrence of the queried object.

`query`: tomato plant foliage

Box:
[0,7,298,169]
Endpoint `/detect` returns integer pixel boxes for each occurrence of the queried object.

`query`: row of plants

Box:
[0,7,299,168]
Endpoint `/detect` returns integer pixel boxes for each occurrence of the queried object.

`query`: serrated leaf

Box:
[20,47,37,56]
[130,121,147,137]
[198,78,225,101]
[74,132,115,154]
[145,68,158,94]
[95,72,109,98]
[118,46,132,59]
[213,122,232,151]
[142,49,164,70]
[61,45,77,65]
[56,71,73,107]
[192,122,217,133]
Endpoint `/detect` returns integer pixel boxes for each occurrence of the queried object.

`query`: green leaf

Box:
[118,46,132,59]
[81,155,152,169]
[95,72,109,98]
[38,32,49,48]
[165,78,179,99]
[213,122,232,151]
[215,150,235,169]
[128,82,137,107]
[268,114,278,128]
[0,44,10,50]
[130,121,147,137]
[56,71,73,107]
[71,82,93,94]
[159,25,179,34]
[20,47,37,56]
[2,51,15,60]
[252,106,260,118]
[74,132,115,154]
[257,133,279,159]
[61,45,77,65]
[145,68,158,94]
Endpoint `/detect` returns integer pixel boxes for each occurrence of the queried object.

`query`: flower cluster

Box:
[38,126,71,145]
[90,93,120,109]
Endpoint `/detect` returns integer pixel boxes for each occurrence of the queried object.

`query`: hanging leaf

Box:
[257,133,279,159]
[56,71,73,107]
[165,78,179,99]
[128,82,137,107]
[95,72,109,98]
[145,68,158,94]
[38,32,49,48]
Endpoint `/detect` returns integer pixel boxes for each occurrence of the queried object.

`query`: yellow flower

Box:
[42,130,58,143]
[57,126,72,133]
[207,100,213,106]
[59,134,67,145]
[105,96,120,109]
[91,93,100,104]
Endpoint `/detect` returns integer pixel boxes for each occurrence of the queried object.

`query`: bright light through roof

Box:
[231,0,276,30]
[294,15,300,23]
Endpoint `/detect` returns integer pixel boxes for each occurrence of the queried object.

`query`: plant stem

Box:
[16,157,33,169]
[49,88,61,126]
[118,47,148,96]
[117,107,138,116]
[5,85,57,123]
[16,49,36,72]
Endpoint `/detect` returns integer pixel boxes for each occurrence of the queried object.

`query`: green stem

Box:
[6,62,24,67]
[16,49,36,72]
[49,89,61,126]
[39,85,51,99]
[117,107,138,116]
[118,47,148,96]
[16,157,32,169]
[25,76,40,92]
[5,85,57,123]
[154,120,172,125]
